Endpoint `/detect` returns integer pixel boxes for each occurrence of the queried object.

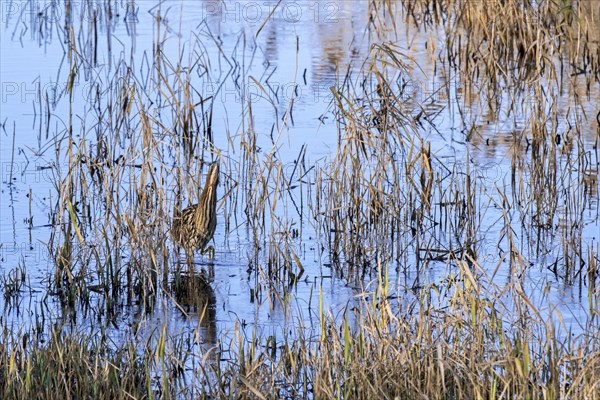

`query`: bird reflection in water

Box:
[171,270,217,347]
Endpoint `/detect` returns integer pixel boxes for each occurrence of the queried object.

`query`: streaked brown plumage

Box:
[172,161,220,256]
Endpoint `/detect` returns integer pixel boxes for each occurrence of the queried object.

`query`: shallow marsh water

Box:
[0,0,599,389]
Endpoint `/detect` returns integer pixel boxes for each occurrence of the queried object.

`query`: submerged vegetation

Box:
[1,0,599,398]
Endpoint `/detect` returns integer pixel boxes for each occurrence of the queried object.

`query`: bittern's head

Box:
[206,160,220,188]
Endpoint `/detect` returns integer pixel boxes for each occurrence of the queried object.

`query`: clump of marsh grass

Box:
[3,260,597,399]
[399,0,600,91]
[0,325,150,399]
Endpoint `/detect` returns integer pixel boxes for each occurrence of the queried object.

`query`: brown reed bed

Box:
[1,0,599,398]
[34,0,598,306]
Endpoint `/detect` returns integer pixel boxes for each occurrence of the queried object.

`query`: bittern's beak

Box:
[207,160,220,187]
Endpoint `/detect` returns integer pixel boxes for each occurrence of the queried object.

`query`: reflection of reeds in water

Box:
[33,0,597,301]
[1,0,598,398]
[16,0,594,296]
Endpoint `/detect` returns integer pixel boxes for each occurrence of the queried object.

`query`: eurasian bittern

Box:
[172,161,220,261]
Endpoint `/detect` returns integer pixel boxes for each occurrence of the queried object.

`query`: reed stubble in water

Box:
[1,0,597,398]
